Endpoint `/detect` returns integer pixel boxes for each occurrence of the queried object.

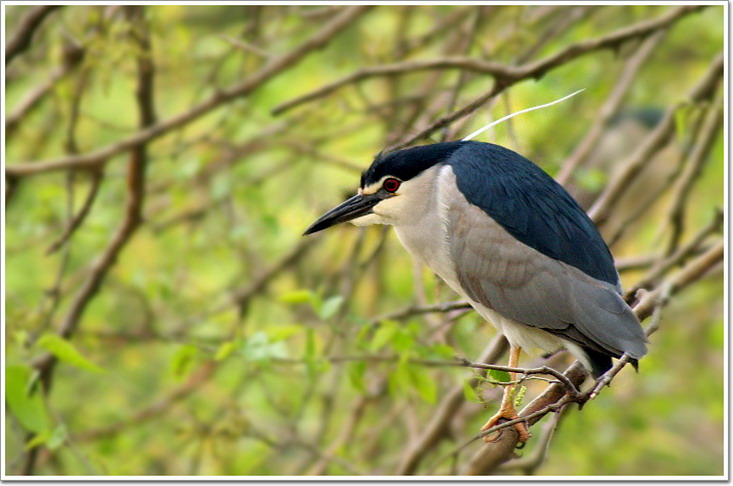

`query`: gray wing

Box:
[446,198,647,359]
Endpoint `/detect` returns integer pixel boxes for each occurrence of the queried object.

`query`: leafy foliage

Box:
[4,4,724,477]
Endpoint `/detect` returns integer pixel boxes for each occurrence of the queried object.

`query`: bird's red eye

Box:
[383,178,401,193]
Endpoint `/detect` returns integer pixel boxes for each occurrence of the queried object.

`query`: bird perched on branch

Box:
[304,140,647,445]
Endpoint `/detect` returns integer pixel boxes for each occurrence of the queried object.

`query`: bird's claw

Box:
[481,413,531,445]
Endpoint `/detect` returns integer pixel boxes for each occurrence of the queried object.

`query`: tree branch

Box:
[45,168,104,255]
[273,6,701,122]
[556,29,667,185]
[452,238,723,474]
[5,5,62,66]
[660,95,723,253]
[22,7,158,474]
[396,335,508,474]
[589,52,723,226]
[393,6,703,151]
[5,6,372,178]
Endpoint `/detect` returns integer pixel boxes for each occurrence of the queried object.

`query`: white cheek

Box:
[349,213,387,226]
[372,196,407,221]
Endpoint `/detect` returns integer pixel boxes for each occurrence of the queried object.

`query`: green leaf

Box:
[239,331,287,363]
[278,290,313,305]
[355,321,373,343]
[464,380,483,403]
[12,329,29,350]
[430,344,456,360]
[489,369,512,383]
[305,328,317,379]
[575,167,607,193]
[391,329,414,353]
[410,367,437,404]
[347,360,367,392]
[267,324,303,342]
[170,344,198,378]
[6,365,52,434]
[388,358,412,397]
[214,341,236,361]
[674,103,695,143]
[278,290,330,320]
[319,295,344,320]
[370,320,397,352]
[25,431,51,450]
[36,334,105,373]
[47,424,68,450]
[514,385,527,408]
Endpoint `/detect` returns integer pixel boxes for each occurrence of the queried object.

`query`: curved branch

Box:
[556,29,667,184]
[5,5,61,66]
[394,5,704,151]
[275,6,701,118]
[589,52,723,226]
[45,168,104,255]
[5,6,372,178]
[454,239,723,474]
[22,7,158,474]
[272,58,518,116]
[396,335,508,475]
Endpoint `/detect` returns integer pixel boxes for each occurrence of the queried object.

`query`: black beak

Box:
[303,192,383,235]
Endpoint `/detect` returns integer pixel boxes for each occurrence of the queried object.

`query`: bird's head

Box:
[303,142,464,235]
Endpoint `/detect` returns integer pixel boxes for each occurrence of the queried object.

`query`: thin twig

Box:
[393,5,704,150]
[274,6,701,122]
[5,5,62,66]
[6,6,372,178]
[625,207,723,299]
[431,238,723,475]
[660,96,723,254]
[45,169,104,255]
[556,29,667,185]
[23,7,158,474]
[589,52,723,226]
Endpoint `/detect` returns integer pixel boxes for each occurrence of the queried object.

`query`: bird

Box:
[303,140,648,444]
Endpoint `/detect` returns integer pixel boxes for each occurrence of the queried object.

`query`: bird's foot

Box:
[480,408,530,445]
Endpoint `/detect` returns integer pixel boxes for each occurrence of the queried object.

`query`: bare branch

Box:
[660,96,723,253]
[82,362,215,441]
[5,6,372,178]
[45,169,104,255]
[450,238,723,474]
[396,335,508,474]
[556,29,667,185]
[455,359,581,398]
[274,6,701,122]
[5,6,62,66]
[589,52,723,226]
[22,7,158,474]
[495,406,566,474]
[625,207,723,299]
[394,5,705,150]
[272,58,518,116]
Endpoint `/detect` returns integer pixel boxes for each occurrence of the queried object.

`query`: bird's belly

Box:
[469,300,564,353]
[392,183,566,357]
[395,224,562,354]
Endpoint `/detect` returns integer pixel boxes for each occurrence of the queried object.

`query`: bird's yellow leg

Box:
[480,345,531,444]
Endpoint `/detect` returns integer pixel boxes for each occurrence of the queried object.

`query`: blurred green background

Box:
[4,4,724,476]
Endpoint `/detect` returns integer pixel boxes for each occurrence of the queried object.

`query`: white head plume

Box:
[462,89,585,142]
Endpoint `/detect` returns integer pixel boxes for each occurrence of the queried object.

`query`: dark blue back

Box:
[447,141,619,287]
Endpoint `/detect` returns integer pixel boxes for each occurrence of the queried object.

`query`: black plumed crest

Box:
[361,142,464,187]
[446,141,619,286]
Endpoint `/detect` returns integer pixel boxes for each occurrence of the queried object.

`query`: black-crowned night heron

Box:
[304,141,647,444]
